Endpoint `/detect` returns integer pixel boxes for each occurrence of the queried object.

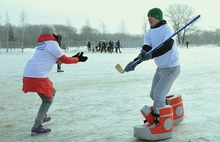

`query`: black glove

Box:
[72,52,80,57]
[124,61,136,72]
[72,52,88,62]
[53,34,63,46]
[138,50,152,62]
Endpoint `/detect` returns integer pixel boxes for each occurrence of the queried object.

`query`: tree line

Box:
[0,23,142,51]
[1,4,220,53]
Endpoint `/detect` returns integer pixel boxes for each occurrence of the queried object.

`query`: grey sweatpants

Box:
[33,88,56,128]
[150,65,180,111]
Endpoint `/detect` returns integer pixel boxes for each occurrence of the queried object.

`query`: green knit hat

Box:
[148,8,163,21]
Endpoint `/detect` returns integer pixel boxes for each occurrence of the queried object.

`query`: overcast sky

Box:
[0,0,219,34]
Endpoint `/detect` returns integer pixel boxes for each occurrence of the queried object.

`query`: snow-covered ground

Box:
[0,46,220,142]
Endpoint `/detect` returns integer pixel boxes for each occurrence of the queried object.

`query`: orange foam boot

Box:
[140,105,154,127]
[166,95,184,125]
[134,105,174,141]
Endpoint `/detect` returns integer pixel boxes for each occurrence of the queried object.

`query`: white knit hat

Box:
[40,25,55,34]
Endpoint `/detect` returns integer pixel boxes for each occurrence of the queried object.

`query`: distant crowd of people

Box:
[87,40,122,53]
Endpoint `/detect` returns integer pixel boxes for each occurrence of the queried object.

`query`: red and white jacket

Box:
[22,34,78,98]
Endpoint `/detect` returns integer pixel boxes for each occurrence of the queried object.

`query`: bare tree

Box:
[141,15,148,34]
[166,4,197,44]
[85,19,91,40]
[99,19,107,38]
[66,19,72,48]
[80,19,97,41]
[5,11,10,52]
[8,24,16,42]
[118,19,127,34]
[118,19,127,46]
[20,9,28,53]
[0,15,2,25]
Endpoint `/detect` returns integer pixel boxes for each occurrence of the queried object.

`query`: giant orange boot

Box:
[166,95,184,125]
[134,105,174,141]
[140,105,154,127]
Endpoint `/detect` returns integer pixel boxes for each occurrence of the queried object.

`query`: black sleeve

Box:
[133,57,138,61]
[151,39,174,58]
[132,57,141,65]
[132,44,152,64]
[142,45,152,52]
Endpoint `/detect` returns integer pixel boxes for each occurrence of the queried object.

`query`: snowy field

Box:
[0,46,220,142]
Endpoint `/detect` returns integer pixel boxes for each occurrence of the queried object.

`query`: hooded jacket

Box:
[22,34,79,98]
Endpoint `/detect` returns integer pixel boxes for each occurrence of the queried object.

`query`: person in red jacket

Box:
[56,34,64,72]
[22,25,88,136]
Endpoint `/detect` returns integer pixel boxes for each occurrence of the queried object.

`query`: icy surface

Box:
[0,46,220,142]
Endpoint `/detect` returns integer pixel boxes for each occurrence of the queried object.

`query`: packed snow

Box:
[0,46,220,142]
